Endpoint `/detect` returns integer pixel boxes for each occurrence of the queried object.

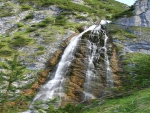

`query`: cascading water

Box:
[24,25,97,113]
[103,32,114,88]
[83,23,114,101]
[23,22,114,112]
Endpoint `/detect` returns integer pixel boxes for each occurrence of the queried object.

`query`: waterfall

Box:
[24,25,97,112]
[103,33,114,88]
[83,24,113,101]
[23,23,114,112]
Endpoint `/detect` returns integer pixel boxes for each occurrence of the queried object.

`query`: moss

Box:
[0,49,13,57]
[36,51,45,55]
[0,43,6,49]
[10,35,34,47]
[17,22,25,28]
[124,33,137,38]
[24,13,34,20]
[0,2,17,17]
[76,16,87,20]
[26,27,37,32]
[21,4,33,11]
[37,46,45,51]
[42,36,56,44]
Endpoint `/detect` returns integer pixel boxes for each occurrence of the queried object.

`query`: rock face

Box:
[59,28,118,105]
[117,0,150,27]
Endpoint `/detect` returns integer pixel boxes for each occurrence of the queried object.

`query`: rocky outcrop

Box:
[117,0,150,27]
[58,28,121,105]
[21,33,76,99]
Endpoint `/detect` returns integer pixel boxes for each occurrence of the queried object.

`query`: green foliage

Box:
[37,46,45,51]
[114,5,134,19]
[0,49,13,57]
[21,4,33,11]
[24,13,34,20]
[124,32,137,38]
[18,0,127,19]
[0,2,15,17]
[10,35,33,47]
[17,22,25,28]
[26,27,37,32]
[0,43,5,49]
[36,18,55,28]
[81,88,150,113]
[107,24,137,43]
[76,16,87,20]
[44,103,83,113]
[0,54,26,113]
[123,53,150,89]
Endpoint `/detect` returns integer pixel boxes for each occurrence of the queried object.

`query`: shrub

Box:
[123,53,150,89]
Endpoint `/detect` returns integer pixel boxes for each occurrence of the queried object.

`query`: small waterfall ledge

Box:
[24,23,115,112]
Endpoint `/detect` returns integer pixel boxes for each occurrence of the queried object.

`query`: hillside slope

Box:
[0,0,150,113]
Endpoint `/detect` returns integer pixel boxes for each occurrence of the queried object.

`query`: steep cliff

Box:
[117,0,150,27]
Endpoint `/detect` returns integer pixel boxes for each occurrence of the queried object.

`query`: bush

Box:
[123,53,150,89]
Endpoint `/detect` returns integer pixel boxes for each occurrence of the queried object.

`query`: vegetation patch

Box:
[114,5,134,19]
[17,22,25,28]
[0,49,13,57]
[10,35,33,47]
[0,2,17,17]
[21,4,33,11]
[122,53,150,90]
[24,13,34,20]
[80,87,150,113]
[108,24,137,42]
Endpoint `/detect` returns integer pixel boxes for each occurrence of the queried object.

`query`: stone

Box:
[49,50,62,66]
[117,0,150,27]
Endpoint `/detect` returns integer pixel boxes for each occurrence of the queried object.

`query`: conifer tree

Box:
[0,54,25,113]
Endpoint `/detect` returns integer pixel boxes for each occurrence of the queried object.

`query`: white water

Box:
[83,24,102,100]
[83,42,97,100]
[102,31,114,88]
[24,25,97,112]
[83,24,114,101]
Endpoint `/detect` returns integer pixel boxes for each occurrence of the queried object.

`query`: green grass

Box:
[24,13,34,20]
[18,0,128,19]
[114,5,134,19]
[21,4,33,11]
[0,2,15,17]
[0,49,13,57]
[108,24,137,42]
[10,35,34,47]
[81,87,150,113]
